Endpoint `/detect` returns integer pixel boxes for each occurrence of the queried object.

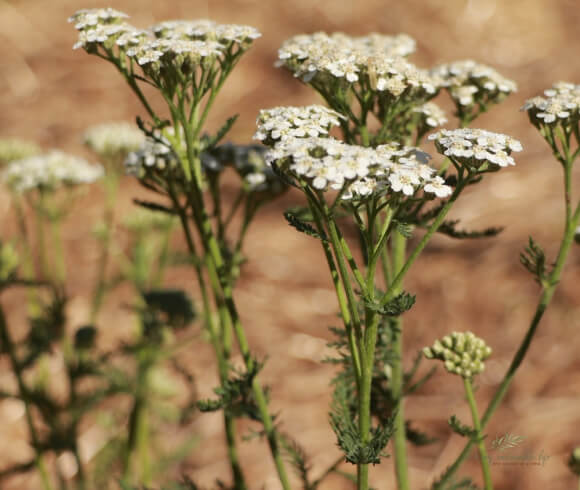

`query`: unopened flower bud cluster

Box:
[423,331,492,378]
[84,122,146,159]
[1,151,104,193]
[432,60,517,108]
[521,81,580,126]
[429,128,522,170]
[257,106,452,200]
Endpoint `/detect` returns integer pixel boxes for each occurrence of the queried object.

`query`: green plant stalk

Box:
[49,216,66,286]
[123,354,152,486]
[434,162,580,488]
[11,194,41,316]
[390,231,410,490]
[463,377,493,490]
[305,191,362,381]
[380,178,468,308]
[169,188,248,490]
[320,207,371,489]
[90,169,120,323]
[0,306,54,490]
[178,126,291,489]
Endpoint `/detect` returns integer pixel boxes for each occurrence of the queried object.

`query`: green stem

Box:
[390,232,410,490]
[381,179,467,307]
[168,185,247,489]
[434,172,580,489]
[0,306,54,490]
[123,353,152,486]
[463,378,493,490]
[175,152,290,487]
[306,193,362,380]
[90,169,120,323]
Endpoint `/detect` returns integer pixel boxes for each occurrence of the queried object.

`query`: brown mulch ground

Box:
[1,0,580,489]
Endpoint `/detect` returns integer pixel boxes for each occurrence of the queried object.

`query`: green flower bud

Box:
[423,331,492,379]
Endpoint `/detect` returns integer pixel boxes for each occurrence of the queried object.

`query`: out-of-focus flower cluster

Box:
[257,105,452,200]
[432,60,517,111]
[412,102,448,129]
[0,139,41,166]
[423,331,492,379]
[429,128,522,170]
[84,122,146,160]
[69,9,261,89]
[522,81,580,127]
[1,151,104,193]
[206,143,287,196]
[124,131,181,178]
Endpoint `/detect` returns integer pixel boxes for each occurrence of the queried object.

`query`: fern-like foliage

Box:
[520,236,551,285]
[448,415,478,439]
[438,220,503,239]
[284,210,328,242]
[197,359,264,420]
[329,381,394,465]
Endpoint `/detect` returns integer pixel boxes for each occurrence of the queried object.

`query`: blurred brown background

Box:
[1,0,580,489]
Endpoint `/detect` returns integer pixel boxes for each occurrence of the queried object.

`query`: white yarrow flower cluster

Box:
[84,122,146,158]
[264,135,451,200]
[254,105,343,142]
[68,8,129,30]
[277,32,419,85]
[433,60,517,107]
[423,331,492,378]
[521,81,580,125]
[1,151,104,192]
[429,128,522,169]
[70,9,261,73]
[151,19,261,45]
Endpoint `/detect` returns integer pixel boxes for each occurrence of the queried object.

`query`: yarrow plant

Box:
[0,8,579,490]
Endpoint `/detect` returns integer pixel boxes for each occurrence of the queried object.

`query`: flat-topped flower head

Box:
[433,60,517,111]
[84,122,146,160]
[423,331,492,379]
[278,33,415,80]
[429,128,522,171]
[71,12,260,92]
[68,8,129,30]
[254,105,344,144]
[1,151,104,193]
[150,20,261,47]
[262,128,451,201]
[276,33,439,102]
[0,139,41,166]
[522,81,580,128]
